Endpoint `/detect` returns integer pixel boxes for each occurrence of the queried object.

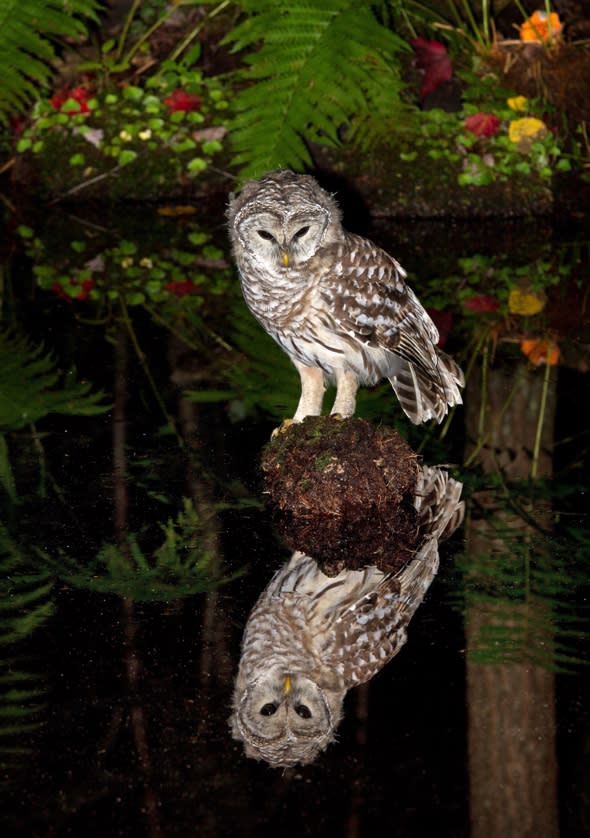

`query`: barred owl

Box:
[227,170,464,424]
[230,466,464,767]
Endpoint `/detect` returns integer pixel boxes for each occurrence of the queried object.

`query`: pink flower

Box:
[463,294,500,313]
[411,38,453,98]
[464,112,501,138]
[50,86,92,115]
[163,90,202,113]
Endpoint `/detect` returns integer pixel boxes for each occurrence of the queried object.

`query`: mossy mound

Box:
[261,416,419,575]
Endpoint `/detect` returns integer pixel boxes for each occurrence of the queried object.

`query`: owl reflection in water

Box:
[230,467,464,768]
[227,170,464,425]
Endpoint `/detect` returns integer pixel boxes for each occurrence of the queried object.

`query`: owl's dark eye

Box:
[294,704,312,719]
[257,229,275,242]
[260,702,278,716]
[294,225,310,239]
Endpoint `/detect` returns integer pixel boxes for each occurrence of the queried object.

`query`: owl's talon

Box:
[271,419,295,439]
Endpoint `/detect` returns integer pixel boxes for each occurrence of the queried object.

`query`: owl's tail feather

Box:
[395,466,464,619]
[388,349,464,425]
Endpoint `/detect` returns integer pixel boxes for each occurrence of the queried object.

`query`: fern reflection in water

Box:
[453,485,590,673]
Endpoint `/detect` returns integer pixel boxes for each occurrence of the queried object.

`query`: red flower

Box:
[10,113,25,135]
[463,294,500,313]
[50,86,92,115]
[464,112,501,138]
[52,277,94,302]
[411,38,453,98]
[165,280,201,297]
[163,90,202,113]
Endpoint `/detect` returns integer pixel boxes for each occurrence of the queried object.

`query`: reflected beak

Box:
[283,674,292,695]
[281,251,289,267]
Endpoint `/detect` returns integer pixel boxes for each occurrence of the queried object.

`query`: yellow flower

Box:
[508,117,547,152]
[507,96,528,112]
[138,129,152,141]
[508,288,546,316]
[139,258,153,269]
[119,130,132,142]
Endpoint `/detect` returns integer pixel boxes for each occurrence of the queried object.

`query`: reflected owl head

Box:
[230,668,345,767]
[227,170,343,271]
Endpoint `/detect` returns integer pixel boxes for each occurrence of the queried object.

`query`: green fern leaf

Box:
[0,330,110,431]
[225,0,412,178]
[0,0,101,121]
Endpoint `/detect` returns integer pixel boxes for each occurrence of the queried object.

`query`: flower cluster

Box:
[15,69,229,200]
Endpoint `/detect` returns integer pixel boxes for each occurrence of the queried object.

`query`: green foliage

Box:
[0,329,109,432]
[18,218,235,342]
[16,66,229,200]
[397,87,570,189]
[224,0,413,178]
[0,528,53,762]
[0,0,101,121]
[57,498,236,601]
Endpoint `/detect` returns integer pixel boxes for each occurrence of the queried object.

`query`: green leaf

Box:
[0,330,110,432]
[118,149,137,167]
[224,0,413,178]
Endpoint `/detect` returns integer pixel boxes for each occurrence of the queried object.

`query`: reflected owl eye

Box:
[260,702,278,716]
[294,704,312,719]
[294,226,310,239]
[257,229,275,242]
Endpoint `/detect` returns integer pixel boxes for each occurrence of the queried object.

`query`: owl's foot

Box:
[271,419,296,439]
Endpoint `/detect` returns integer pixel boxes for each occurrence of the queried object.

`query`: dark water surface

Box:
[2,203,589,837]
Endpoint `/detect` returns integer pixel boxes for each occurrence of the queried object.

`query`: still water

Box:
[1,201,589,837]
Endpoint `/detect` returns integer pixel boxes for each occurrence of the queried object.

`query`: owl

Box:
[230,466,464,767]
[227,170,464,425]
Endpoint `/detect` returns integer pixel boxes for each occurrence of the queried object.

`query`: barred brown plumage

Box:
[229,466,464,767]
[227,169,464,424]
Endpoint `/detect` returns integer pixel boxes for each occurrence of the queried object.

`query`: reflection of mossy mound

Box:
[261,416,419,575]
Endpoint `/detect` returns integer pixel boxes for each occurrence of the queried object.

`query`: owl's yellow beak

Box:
[283,674,292,695]
[281,251,289,267]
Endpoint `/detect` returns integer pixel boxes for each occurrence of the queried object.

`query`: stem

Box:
[167,0,232,65]
[118,299,183,446]
[115,0,142,63]
[530,354,552,480]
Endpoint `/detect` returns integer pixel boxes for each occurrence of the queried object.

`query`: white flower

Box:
[138,129,152,141]
[139,257,153,268]
[119,130,133,142]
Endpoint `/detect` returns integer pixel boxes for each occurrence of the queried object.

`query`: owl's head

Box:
[227,170,343,272]
[230,668,344,767]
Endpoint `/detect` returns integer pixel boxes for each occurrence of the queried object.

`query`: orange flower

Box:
[520,10,562,43]
[520,338,560,366]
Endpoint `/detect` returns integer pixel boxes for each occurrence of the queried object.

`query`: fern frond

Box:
[225,0,412,178]
[59,498,240,601]
[0,330,110,432]
[0,0,101,121]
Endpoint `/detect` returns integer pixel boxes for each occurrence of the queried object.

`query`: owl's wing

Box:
[320,466,464,687]
[321,542,439,688]
[318,233,439,361]
[317,233,464,423]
